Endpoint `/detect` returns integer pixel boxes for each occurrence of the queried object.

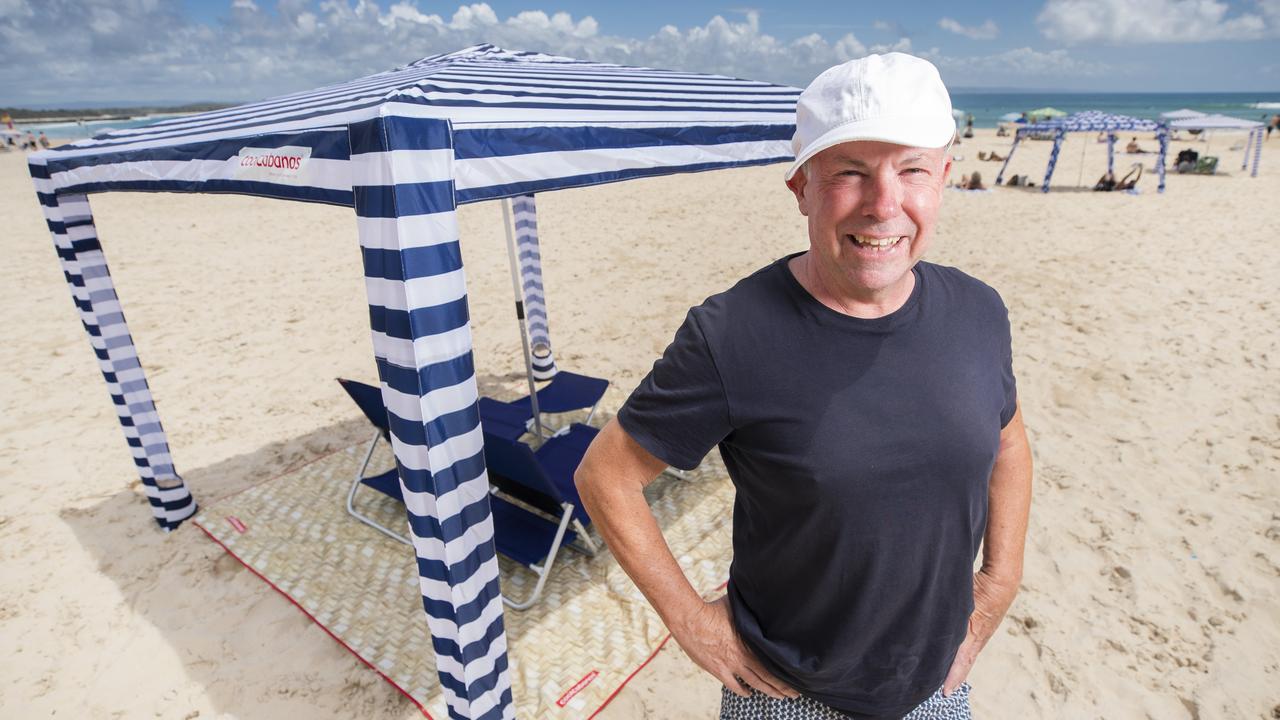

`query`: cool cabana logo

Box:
[234,145,312,183]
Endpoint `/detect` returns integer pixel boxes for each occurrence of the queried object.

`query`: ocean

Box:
[16,92,1280,140]
[950,91,1280,128]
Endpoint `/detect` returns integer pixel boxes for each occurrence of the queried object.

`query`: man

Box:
[575,53,1032,719]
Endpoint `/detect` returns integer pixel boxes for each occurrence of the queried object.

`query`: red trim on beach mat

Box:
[191,519,433,719]
[588,633,673,719]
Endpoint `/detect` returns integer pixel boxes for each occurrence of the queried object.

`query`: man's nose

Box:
[859,175,903,222]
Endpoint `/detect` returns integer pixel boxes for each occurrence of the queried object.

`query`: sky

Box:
[2,0,1278,107]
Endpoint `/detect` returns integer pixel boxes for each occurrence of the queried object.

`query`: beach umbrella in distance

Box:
[1162,108,1207,120]
[1027,106,1066,118]
[1000,112,1022,122]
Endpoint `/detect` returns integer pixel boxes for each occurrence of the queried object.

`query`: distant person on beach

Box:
[959,170,986,189]
[22,131,37,150]
[1268,113,1279,139]
[1125,136,1149,154]
[577,53,1031,720]
[38,132,50,149]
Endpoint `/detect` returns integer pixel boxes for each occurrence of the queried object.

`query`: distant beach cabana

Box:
[995,110,1169,193]
[29,44,798,719]
[1160,108,1207,120]
[1169,113,1265,177]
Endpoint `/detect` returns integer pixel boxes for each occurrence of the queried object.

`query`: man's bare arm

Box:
[943,404,1033,695]
[575,418,797,699]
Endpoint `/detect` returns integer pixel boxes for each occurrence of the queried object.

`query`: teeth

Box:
[851,235,905,249]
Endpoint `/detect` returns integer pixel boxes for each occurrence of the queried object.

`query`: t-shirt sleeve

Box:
[617,309,732,470]
[998,300,1018,428]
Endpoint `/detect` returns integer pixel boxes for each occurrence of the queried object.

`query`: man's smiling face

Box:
[787,140,951,305]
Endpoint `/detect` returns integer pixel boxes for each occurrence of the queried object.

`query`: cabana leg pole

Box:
[1157,131,1168,193]
[1041,129,1066,193]
[1250,128,1262,177]
[350,113,513,720]
[994,131,1019,185]
[27,170,196,531]
[501,198,544,439]
[1242,128,1254,170]
[510,195,557,381]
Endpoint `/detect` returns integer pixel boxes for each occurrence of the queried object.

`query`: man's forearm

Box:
[575,420,704,631]
[981,405,1033,587]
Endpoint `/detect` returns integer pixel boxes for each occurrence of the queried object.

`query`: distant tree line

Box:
[2,103,233,121]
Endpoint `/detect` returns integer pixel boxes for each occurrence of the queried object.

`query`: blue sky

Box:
[3,0,1278,107]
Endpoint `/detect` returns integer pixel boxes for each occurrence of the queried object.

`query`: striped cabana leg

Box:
[1156,130,1168,193]
[29,162,196,531]
[1251,128,1262,178]
[349,112,513,720]
[1041,128,1066,193]
[511,195,557,381]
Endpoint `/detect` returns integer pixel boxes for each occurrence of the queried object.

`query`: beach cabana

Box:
[1169,113,1265,177]
[29,44,797,719]
[1161,108,1206,120]
[995,110,1168,193]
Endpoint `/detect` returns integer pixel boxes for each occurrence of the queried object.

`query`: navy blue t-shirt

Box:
[618,254,1017,719]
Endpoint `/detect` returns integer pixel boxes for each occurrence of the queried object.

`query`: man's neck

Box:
[788,253,916,319]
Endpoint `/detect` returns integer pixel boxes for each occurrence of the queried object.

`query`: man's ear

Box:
[786,167,811,217]
[941,153,953,186]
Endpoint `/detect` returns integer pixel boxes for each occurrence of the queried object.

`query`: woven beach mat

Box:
[193,428,734,718]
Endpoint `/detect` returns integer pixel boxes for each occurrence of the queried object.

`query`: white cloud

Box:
[2,2,899,104]
[0,1,1120,106]
[938,17,999,40]
[935,46,1111,82]
[1037,0,1280,43]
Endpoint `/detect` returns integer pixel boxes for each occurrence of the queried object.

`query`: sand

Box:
[1,128,1277,719]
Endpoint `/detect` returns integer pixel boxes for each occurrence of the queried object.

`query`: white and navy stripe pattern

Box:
[29,159,197,531]
[510,195,556,380]
[350,109,512,720]
[997,111,1168,193]
[34,45,796,207]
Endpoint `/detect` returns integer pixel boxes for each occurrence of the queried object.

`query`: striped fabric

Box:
[29,45,799,719]
[29,160,197,531]
[34,44,797,206]
[509,195,556,380]
[351,110,512,720]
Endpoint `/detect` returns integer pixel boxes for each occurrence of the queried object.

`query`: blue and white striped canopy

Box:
[37,44,798,205]
[1020,110,1161,133]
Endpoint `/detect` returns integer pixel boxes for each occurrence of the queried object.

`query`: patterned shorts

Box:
[719,682,971,720]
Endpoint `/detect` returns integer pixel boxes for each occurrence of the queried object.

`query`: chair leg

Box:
[571,519,598,555]
[503,503,575,610]
[583,400,602,427]
[662,465,696,481]
[345,432,412,546]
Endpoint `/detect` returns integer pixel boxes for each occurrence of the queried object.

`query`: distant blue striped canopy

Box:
[996,110,1169,193]
[1020,110,1161,133]
[37,44,799,206]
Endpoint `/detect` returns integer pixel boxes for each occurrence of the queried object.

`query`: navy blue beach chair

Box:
[481,371,608,438]
[337,378,599,609]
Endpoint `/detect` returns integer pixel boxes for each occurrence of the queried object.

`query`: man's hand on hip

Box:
[672,595,799,700]
[942,568,1020,696]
